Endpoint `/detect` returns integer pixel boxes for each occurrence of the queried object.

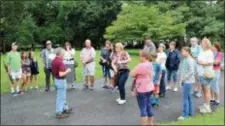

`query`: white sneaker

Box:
[30,86,33,89]
[173,87,178,92]
[177,116,185,120]
[118,100,126,105]
[200,105,212,114]
[198,103,206,110]
[35,86,38,89]
[116,98,121,102]
[166,86,171,90]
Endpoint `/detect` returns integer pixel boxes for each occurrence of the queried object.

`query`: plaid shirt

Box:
[113,51,130,70]
[41,48,55,69]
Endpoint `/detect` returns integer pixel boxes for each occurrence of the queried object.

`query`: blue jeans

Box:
[54,78,69,114]
[159,70,166,95]
[137,92,153,117]
[211,71,220,93]
[167,70,178,82]
[182,83,194,117]
[118,71,129,100]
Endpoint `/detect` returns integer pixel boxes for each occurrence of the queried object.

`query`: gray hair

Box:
[190,37,198,43]
[55,47,65,56]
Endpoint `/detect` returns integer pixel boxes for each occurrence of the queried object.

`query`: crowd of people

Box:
[5,37,223,125]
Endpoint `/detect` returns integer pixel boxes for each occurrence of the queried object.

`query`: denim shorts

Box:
[199,76,214,85]
[211,71,220,93]
[136,91,153,117]
[167,70,178,82]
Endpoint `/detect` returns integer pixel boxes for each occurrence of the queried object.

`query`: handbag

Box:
[203,67,215,80]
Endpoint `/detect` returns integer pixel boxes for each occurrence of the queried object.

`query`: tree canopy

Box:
[0,0,224,51]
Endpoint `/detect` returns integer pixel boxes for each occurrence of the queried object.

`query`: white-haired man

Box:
[52,47,72,119]
[190,37,202,98]
[80,39,96,90]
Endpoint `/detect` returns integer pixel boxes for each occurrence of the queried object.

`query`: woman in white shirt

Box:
[197,38,214,114]
[64,42,76,88]
[156,43,167,98]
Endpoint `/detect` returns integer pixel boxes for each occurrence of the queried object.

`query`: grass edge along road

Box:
[1,49,140,93]
[159,106,224,125]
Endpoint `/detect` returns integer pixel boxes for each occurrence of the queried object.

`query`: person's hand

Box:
[198,61,204,65]
[67,68,71,73]
[131,91,136,97]
[117,60,122,64]
[114,69,118,74]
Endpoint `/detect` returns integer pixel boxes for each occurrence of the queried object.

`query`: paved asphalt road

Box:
[1,72,224,125]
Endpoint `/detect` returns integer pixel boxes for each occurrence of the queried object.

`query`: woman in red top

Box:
[211,42,223,107]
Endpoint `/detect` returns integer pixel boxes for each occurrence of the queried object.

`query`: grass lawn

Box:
[1,49,141,93]
[160,107,224,125]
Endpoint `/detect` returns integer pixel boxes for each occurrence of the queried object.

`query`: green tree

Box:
[104,3,186,42]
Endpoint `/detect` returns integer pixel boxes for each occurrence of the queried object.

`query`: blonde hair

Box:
[202,38,212,50]
[115,42,124,50]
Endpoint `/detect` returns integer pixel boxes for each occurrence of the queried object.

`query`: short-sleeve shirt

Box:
[152,62,162,84]
[156,52,167,70]
[80,47,96,65]
[197,50,214,76]
[112,51,130,70]
[6,51,21,72]
[133,61,154,93]
[213,52,223,70]
[52,57,66,79]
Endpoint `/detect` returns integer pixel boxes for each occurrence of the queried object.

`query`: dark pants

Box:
[159,70,166,95]
[117,71,129,100]
[44,68,52,90]
[137,91,154,117]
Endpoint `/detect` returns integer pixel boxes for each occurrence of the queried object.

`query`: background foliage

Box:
[0,0,224,51]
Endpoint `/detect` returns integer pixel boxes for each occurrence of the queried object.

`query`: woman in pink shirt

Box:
[131,50,154,126]
[211,42,223,107]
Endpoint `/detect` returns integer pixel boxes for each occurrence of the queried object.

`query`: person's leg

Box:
[214,71,220,105]
[34,75,38,88]
[44,68,50,91]
[188,83,194,116]
[30,75,33,88]
[182,83,189,118]
[166,70,172,90]
[172,70,178,91]
[147,92,154,125]
[55,79,64,114]
[89,64,95,88]
[159,70,166,97]
[90,76,95,88]
[136,93,148,126]
[118,71,129,100]
[62,80,69,111]
[200,84,212,113]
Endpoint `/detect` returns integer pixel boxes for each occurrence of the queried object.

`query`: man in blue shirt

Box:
[165,41,180,92]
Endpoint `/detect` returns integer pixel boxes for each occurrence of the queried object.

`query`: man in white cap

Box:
[41,40,55,91]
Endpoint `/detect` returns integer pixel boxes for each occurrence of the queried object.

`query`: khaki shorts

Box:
[83,63,95,76]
